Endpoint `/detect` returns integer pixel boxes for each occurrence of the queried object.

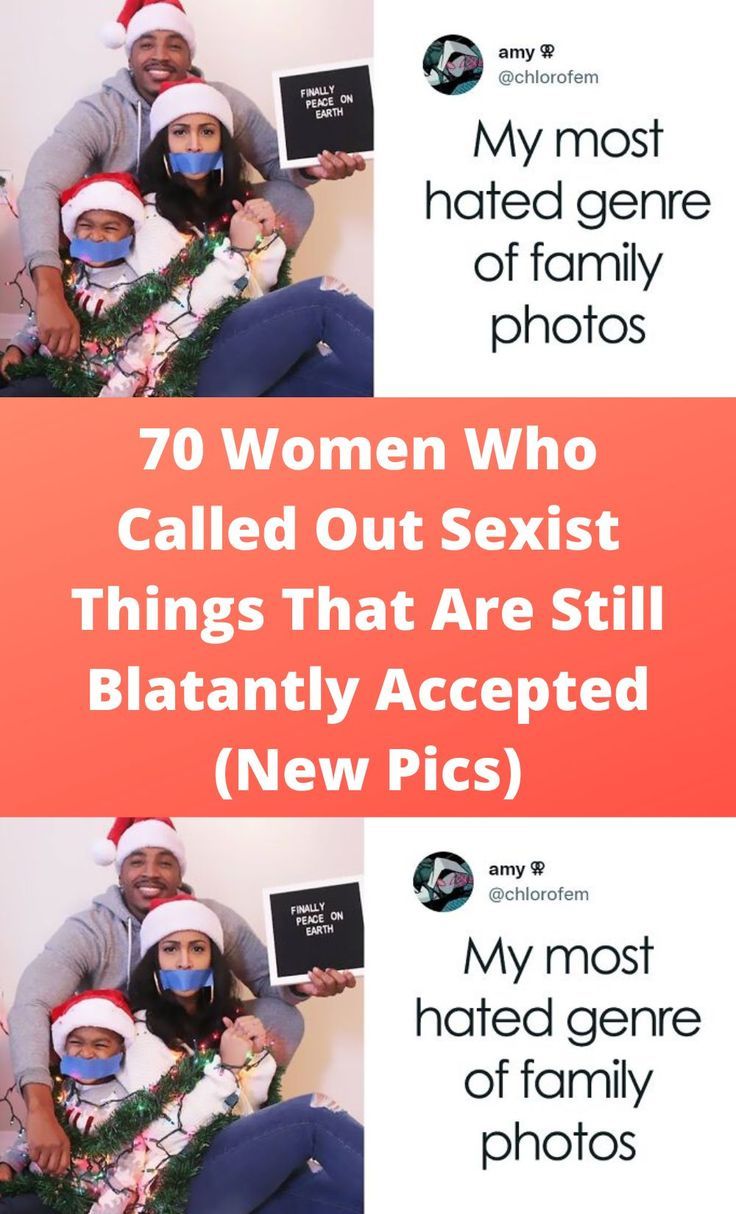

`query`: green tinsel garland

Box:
[5,235,226,395]
[266,1065,285,1107]
[151,296,244,396]
[0,1052,216,1213]
[143,1112,234,1214]
[6,352,103,395]
[0,1115,237,1214]
[0,1169,91,1214]
[152,249,294,397]
[66,1051,214,1158]
[6,247,295,398]
[0,1051,285,1214]
[75,233,226,344]
[276,249,294,291]
[145,1062,285,1214]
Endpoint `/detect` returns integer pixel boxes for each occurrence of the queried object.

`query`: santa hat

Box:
[60,173,145,241]
[140,894,224,955]
[92,817,186,873]
[150,77,234,141]
[101,0,196,56]
[51,990,135,1056]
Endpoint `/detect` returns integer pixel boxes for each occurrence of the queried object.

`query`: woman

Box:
[124,895,277,1115]
[126,894,364,1214]
[137,76,373,397]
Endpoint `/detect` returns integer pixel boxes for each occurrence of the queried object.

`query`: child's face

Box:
[62,1026,125,1084]
[168,113,222,180]
[73,210,134,266]
[65,1027,124,1059]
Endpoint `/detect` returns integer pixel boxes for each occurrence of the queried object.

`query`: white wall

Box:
[0,816,363,1143]
[0,0,372,331]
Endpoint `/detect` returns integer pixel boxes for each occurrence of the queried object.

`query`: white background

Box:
[374,0,734,394]
[0,816,364,1145]
[365,818,735,1210]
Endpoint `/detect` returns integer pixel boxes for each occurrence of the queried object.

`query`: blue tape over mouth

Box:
[159,968,214,992]
[60,1053,124,1081]
[69,236,133,264]
[169,152,223,174]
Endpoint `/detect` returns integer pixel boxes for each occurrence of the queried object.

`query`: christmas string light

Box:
[0,994,24,1133]
[6,238,293,397]
[78,234,229,343]
[66,1051,216,1155]
[151,295,244,397]
[5,269,33,315]
[0,1051,285,1214]
[0,1083,22,1133]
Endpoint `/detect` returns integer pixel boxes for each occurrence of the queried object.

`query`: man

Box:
[9,817,356,1176]
[20,0,366,359]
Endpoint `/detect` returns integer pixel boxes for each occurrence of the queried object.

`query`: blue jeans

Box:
[0,377,64,397]
[185,1095,363,1214]
[263,349,367,398]
[0,1197,54,1213]
[195,279,373,398]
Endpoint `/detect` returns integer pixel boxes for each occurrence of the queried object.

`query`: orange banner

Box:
[1,398,732,814]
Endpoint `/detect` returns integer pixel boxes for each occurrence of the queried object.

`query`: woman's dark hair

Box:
[139,123,246,234]
[128,939,239,1050]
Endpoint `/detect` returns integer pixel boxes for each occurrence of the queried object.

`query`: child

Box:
[0,990,137,1211]
[1,161,286,398]
[0,985,260,1214]
[1,173,153,397]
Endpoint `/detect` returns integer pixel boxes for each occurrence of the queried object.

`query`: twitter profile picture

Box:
[423,35,484,95]
[413,851,474,911]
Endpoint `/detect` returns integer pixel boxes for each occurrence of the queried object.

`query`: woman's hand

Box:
[228,1014,269,1053]
[242,198,277,237]
[220,1014,270,1067]
[0,1163,14,1182]
[229,201,262,253]
[1,345,24,379]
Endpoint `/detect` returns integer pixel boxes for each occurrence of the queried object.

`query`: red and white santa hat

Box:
[101,0,196,56]
[51,989,136,1056]
[150,76,234,141]
[92,817,187,873]
[140,894,224,955]
[60,173,145,241]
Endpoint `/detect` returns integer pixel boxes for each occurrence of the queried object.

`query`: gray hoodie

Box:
[8,885,304,1090]
[18,67,315,271]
